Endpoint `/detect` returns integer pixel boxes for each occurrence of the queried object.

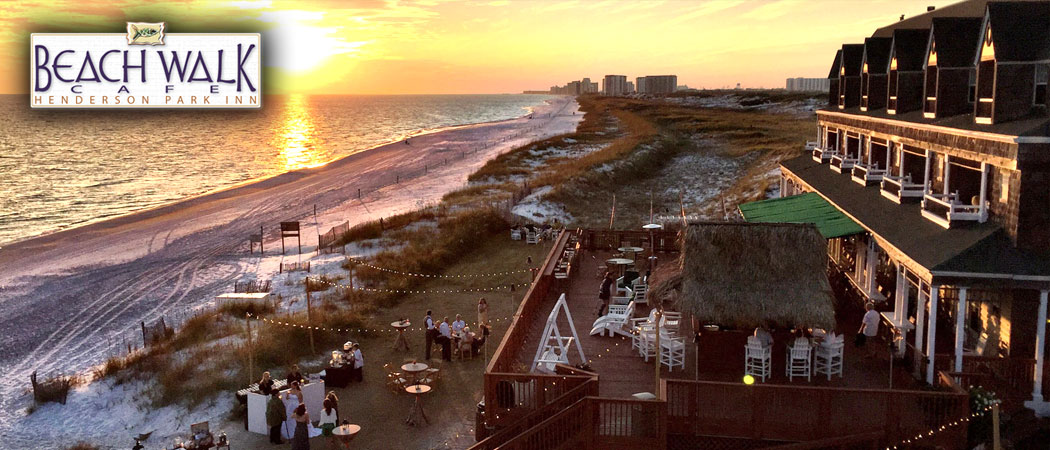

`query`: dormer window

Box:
[924,45,938,118]
[888,57,898,114]
[1036,65,1048,105]
[975,26,995,124]
[968,70,976,103]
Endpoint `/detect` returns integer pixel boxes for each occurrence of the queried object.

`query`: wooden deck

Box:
[515,248,921,397]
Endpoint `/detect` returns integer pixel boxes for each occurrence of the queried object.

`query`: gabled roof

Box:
[984,1,1050,62]
[890,28,931,71]
[840,44,865,77]
[863,37,894,74]
[873,0,991,38]
[929,17,983,67]
[827,50,842,79]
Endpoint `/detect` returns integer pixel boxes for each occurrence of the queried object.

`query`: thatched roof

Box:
[675,222,835,330]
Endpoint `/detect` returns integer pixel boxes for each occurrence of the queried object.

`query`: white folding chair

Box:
[785,339,813,382]
[745,336,771,382]
[815,334,844,380]
[660,334,686,372]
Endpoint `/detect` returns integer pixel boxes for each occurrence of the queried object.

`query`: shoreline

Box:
[0,95,559,250]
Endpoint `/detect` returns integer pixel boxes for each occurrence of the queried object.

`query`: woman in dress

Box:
[290,403,311,450]
[477,297,489,327]
[318,398,338,447]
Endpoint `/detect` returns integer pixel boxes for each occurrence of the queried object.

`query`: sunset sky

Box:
[0,0,960,95]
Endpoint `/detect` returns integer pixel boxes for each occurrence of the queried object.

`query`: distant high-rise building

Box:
[603,75,628,95]
[626,81,635,94]
[636,77,647,94]
[581,78,599,94]
[785,77,831,92]
[641,75,677,94]
[567,80,582,95]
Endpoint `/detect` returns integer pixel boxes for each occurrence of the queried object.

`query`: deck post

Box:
[898,144,905,178]
[865,240,878,297]
[943,155,951,196]
[923,149,932,195]
[914,284,927,378]
[954,287,968,372]
[926,285,940,384]
[895,265,909,356]
[1031,290,1047,404]
[979,162,989,222]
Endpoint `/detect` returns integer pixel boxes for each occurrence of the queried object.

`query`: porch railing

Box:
[471,373,599,450]
[880,175,924,201]
[812,147,836,163]
[663,379,968,448]
[830,154,857,171]
[921,192,983,226]
[934,354,1036,400]
[852,164,887,184]
[495,396,667,450]
[579,229,679,253]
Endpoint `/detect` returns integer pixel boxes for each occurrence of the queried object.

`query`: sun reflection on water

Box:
[276,94,325,171]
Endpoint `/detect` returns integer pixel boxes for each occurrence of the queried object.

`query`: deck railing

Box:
[495,396,667,450]
[933,354,1036,400]
[663,379,968,447]
[579,229,679,253]
[471,373,599,450]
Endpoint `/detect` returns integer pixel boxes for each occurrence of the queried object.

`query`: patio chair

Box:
[526,231,539,245]
[511,229,522,241]
[661,311,682,335]
[745,336,771,382]
[815,334,845,380]
[785,340,813,382]
[660,335,686,372]
[590,301,636,337]
[420,368,440,385]
[383,364,408,392]
[632,283,648,305]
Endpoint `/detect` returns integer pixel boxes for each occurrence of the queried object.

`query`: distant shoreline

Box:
[0,95,560,249]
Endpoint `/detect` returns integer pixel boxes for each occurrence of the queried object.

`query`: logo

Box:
[31,22,261,108]
[127,22,165,45]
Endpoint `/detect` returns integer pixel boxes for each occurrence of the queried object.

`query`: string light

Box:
[346,256,539,278]
[309,276,532,294]
[884,402,998,450]
[247,312,510,334]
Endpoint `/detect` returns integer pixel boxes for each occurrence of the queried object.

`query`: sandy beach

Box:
[0,95,580,446]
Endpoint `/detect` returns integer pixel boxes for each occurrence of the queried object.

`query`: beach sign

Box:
[31,22,261,109]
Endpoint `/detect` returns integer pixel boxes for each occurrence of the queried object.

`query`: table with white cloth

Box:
[245,380,324,436]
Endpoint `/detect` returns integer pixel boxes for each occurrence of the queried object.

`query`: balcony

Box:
[829,154,857,173]
[921,192,986,228]
[879,175,924,203]
[851,164,886,186]
[811,146,835,163]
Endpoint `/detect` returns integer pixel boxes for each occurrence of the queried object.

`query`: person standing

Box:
[424,310,436,360]
[352,343,364,382]
[438,317,453,361]
[318,398,338,444]
[597,272,614,317]
[266,390,286,445]
[290,403,311,450]
[477,298,489,327]
[857,302,880,358]
[286,364,304,386]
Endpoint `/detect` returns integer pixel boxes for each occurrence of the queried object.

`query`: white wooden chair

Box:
[661,311,682,335]
[632,283,649,305]
[590,301,636,337]
[745,336,771,382]
[814,334,844,380]
[660,334,686,372]
[785,339,813,382]
[511,229,522,240]
[526,231,539,244]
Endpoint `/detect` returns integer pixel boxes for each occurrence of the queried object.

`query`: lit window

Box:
[1036,65,1048,105]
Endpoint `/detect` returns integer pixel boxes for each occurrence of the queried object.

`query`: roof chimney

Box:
[927,6,935,12]
[900,14,905,21]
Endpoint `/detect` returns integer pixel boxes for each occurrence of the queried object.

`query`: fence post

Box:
[358,188,361,199]
[306,279,316,355]
[246,312,254,385]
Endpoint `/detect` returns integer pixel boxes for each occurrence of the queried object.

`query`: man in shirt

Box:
[438,317,453,361]
[352,343,364,382]
[858,302,880,358]
[265,390,286,444]
[452,314,466,335]
[424,310,435,360]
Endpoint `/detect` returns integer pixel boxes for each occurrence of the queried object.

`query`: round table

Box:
[404,384,431,426]
[332,424,361,448]
[606,257,634,276]
[391,321,411,352]
[401,362,428,384]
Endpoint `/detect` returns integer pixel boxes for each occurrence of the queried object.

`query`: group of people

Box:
[265,373,345,449]
[423,298,490,361]
[334,341,365,383]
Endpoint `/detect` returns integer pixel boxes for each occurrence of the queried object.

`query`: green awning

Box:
[739,192,864,239]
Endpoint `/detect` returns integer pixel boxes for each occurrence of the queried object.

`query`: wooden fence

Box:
[662,379,968,448]
[234,280,271,293]
[932,353,1036,402]
[318,221,349,254]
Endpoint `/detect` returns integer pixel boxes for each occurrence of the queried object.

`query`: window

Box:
[1036,65,1047,105]
[968,69,977,103]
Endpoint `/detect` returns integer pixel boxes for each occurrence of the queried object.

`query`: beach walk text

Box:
[31,29,261,109]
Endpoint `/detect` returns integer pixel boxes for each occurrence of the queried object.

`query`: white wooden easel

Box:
[531,294,587,372]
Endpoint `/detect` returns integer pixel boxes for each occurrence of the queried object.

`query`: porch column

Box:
[1034,290,1047,402]
[979,163,989,222]
[923,149,932,194]
[955,287,968,372]
[885,142,892,172]
[865,240,878,298]
[899,144,905,178]
[943,155,951,196]
[895,265,909,356]
[866,136,873,166]
[914,284,928,377]
[926,285,940,384]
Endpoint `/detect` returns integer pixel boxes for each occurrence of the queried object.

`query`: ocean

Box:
[0,94,554,246]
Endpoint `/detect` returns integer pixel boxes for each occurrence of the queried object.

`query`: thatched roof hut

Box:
[672,222,835,330]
